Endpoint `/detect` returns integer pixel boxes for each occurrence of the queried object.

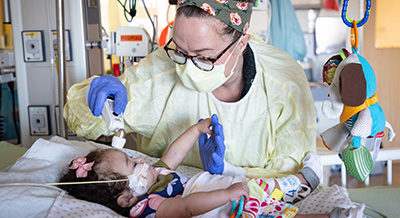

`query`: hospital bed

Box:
[0,136,399,218]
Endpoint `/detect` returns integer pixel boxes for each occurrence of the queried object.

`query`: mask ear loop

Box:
[221,35,244,66]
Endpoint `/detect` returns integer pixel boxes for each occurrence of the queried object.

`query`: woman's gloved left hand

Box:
[198,114,225,174]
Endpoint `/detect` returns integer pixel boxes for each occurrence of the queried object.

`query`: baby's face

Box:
[102,149,158,188]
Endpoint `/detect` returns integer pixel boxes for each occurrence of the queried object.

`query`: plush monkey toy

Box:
[321,48,395,181]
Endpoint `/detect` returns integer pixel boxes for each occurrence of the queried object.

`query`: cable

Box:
[116,0,156,50]
[117,0,137,22]
[141,0,156,51]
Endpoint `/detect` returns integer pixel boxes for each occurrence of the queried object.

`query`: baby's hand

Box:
[196,118,213,135]
[226,182,249,202]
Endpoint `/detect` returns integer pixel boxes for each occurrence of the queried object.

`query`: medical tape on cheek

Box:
[135,163,149,180]
[128,163,150,195]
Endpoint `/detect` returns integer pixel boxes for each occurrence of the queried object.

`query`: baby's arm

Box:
[161,118,213,170]
[155,182,249,218]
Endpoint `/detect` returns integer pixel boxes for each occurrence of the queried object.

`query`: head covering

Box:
[178,0,253,34]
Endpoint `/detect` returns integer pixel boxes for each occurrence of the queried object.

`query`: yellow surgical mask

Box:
[176,36,242,93]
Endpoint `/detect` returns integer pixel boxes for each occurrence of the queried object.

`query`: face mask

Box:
[176,35,243,93]
[127,163,149,196]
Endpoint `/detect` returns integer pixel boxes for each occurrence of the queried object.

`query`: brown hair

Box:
[59,149,131,216]
[176,5,243,42]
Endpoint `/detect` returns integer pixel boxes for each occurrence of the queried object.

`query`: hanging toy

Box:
[320,0,396,182]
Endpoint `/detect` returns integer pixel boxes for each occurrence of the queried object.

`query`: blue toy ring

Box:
[341,0,371,28]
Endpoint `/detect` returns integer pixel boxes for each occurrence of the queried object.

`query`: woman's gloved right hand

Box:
[198,114,226,175]
[87,75,128,116]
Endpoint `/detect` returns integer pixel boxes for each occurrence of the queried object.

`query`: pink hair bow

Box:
[69,157,95,178]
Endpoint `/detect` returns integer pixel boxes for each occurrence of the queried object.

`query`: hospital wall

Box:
[363,0,400,149]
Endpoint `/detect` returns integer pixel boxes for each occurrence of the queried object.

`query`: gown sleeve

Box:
[64,47,177,140]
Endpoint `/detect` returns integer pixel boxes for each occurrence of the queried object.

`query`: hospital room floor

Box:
[328,160,400,188]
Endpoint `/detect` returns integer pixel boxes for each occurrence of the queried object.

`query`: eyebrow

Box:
[173,39,214,54]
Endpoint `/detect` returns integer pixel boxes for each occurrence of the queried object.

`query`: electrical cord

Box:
[141,0,156,51]
[117,0,137,22]
[116,0,156,51]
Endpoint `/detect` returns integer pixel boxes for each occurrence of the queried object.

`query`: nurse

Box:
[65,0,316,197]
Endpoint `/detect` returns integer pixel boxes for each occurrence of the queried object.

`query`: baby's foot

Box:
[299,152,322,191]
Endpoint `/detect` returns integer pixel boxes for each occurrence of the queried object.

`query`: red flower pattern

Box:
[216,0,228,4]
[201,3,216,16]
[230,12,242,26]
[236,2,248,10]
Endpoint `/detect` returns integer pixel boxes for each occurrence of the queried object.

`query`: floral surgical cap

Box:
[178,0,253,34]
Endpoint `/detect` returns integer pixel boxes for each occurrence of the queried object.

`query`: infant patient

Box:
[59,115,364,218]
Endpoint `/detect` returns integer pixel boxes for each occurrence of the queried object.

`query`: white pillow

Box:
[0,136,106,184]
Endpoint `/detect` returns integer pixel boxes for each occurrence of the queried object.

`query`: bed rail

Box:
[317,147,400,187]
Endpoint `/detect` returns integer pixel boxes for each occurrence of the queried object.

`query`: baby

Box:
[60,115,365,218]
[60,117,249,217]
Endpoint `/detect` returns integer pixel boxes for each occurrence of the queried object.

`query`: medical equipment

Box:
[10,0,104,147]
[103,26,150,74]
[102,97,126,149]
[85,85,126,149]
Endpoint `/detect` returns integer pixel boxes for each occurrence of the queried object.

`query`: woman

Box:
[65,0,316,195]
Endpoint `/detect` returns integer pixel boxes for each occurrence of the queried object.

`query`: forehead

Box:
[172,15,229,51]
[102,149,127,160]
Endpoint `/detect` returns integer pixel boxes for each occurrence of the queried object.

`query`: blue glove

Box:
[198,114,225,174]
[87,75,128,116]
